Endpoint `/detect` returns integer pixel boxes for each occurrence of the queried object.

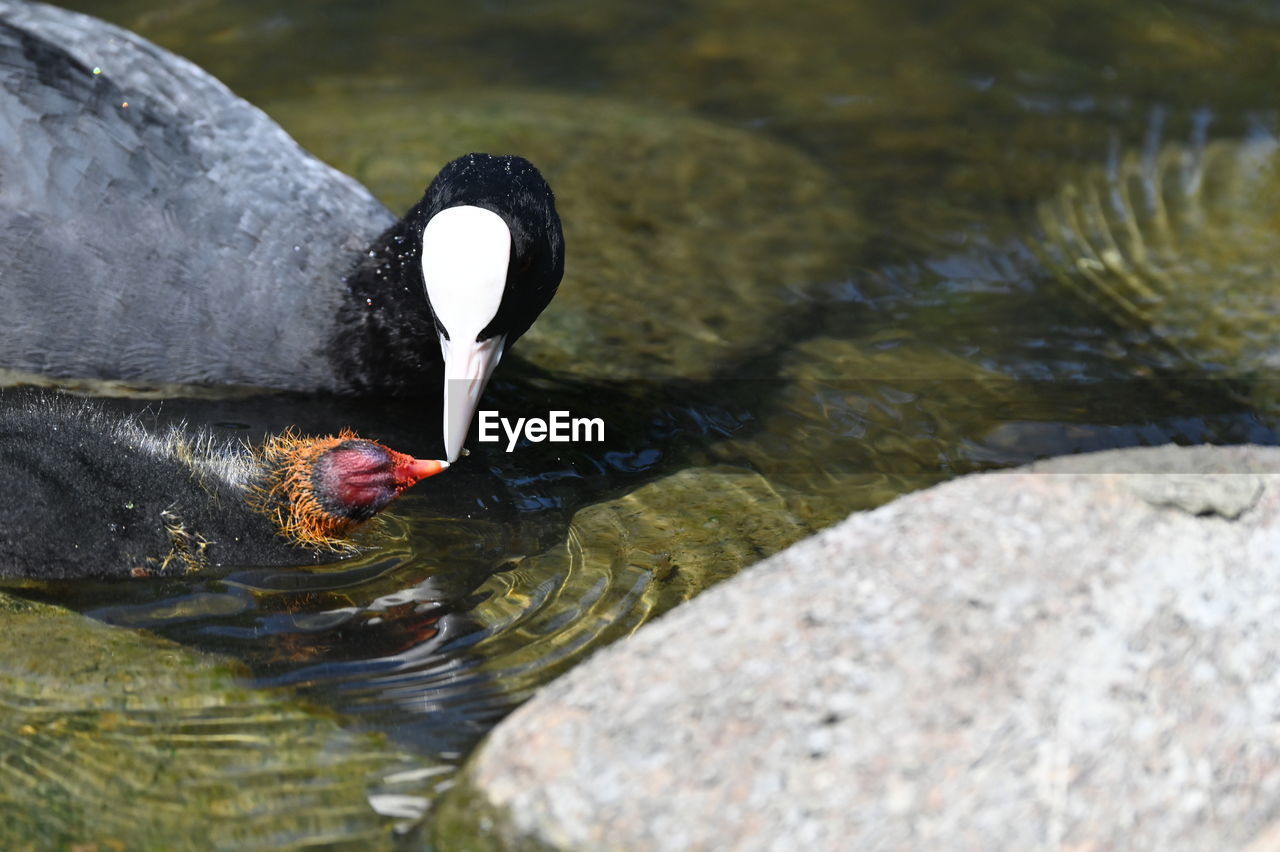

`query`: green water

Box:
[3,0,1280,847]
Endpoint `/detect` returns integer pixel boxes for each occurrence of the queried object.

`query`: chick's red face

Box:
[311,440,444,521]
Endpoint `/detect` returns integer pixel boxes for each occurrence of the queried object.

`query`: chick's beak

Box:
[387,450,449,493]
[406,457,449,482]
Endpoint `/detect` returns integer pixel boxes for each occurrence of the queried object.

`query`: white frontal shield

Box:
[421,205,512,462]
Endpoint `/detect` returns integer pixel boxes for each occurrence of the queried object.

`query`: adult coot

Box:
[0,2,565,462]
[0,395,448,580]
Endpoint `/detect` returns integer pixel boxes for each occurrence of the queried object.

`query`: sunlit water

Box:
[4,0,1280,846]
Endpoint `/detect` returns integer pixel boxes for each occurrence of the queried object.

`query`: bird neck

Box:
[329,216,440,396]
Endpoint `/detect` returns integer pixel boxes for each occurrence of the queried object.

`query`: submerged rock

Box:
[1034,134,1280,415]
[266,88,860,381]
[0,592,434,848]
[518,464,809,610]
[709,334,1019,528]
[453,465,809,711]
[436,444,1280,850]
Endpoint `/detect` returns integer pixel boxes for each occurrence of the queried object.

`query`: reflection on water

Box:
[1035,119,1280,384]
[4,0,1280,845]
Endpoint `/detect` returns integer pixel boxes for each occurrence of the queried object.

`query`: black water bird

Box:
[0,1,565,461]
[0,396,448,580]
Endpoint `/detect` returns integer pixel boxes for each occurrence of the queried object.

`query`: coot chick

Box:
[0,398,447,580]
[0,2,564,461]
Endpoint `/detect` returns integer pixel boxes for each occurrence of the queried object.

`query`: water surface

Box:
[5,0,1280,846]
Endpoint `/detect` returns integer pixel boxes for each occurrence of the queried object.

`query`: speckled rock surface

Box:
[437,444,1280,850]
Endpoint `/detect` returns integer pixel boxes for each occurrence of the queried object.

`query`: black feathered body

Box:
[0,398,331,580]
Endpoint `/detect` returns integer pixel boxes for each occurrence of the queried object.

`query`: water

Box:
[4,0,1280,846]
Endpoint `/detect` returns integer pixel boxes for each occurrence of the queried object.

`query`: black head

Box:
[410,154,565,461]
[409,153,564,348]
[336,153,564,461]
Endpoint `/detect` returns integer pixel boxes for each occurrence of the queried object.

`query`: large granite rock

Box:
[435,444,1280,850]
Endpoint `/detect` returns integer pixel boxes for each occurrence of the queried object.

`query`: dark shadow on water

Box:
[6,307,1276,758]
